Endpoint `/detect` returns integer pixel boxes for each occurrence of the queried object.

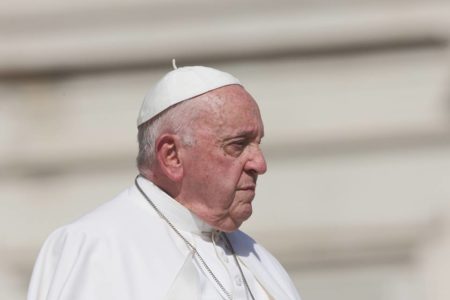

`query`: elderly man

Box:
[28,65,300,300]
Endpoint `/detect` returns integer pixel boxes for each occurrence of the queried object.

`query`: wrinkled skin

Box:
[177,85,267,232]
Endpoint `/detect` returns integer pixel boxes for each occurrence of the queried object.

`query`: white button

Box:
[235,275,243,286]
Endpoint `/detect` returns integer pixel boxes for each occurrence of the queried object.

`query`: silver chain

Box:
[135,175,255,300]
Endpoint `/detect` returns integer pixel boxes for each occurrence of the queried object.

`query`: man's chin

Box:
[237,204,253,224]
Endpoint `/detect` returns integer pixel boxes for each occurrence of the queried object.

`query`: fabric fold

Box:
[165,251,200,300]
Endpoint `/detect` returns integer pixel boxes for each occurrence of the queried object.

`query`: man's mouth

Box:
[238,185,256,191]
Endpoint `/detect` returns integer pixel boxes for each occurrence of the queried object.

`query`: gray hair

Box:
[136,99,201,175]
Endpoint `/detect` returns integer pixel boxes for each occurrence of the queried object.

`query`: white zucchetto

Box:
[137,65,241,126]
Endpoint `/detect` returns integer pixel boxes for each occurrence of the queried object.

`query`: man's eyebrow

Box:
[225,129,263,140]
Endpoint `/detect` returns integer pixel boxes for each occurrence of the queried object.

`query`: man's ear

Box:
[155,134,184,182]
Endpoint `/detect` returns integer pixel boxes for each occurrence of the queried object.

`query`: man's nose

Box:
[246,144,267,175]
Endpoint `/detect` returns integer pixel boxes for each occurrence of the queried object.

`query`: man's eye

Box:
[224,140,247,156]
[233,141,247,148]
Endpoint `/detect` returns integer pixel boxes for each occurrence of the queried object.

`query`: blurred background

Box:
[1,0,450,299]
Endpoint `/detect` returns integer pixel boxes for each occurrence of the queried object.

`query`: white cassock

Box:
[28,177,301,300]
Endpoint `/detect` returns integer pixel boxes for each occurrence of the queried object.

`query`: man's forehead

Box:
[205,101,265,140]
[187,85,259,119]
[193,105,264,139]
[204,85,260,111]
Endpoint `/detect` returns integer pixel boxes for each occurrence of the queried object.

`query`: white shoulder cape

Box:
[28,182,301,300]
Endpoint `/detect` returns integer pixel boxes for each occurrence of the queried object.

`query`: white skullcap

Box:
[137,65,241,126]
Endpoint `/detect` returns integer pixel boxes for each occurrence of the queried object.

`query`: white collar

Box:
[135,176,215,235]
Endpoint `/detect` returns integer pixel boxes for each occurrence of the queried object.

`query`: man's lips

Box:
[237,185,256,191]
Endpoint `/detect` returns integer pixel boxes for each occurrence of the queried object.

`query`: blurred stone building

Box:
[1,0,450,299]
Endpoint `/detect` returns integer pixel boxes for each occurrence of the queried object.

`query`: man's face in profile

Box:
[179,85,267,232]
